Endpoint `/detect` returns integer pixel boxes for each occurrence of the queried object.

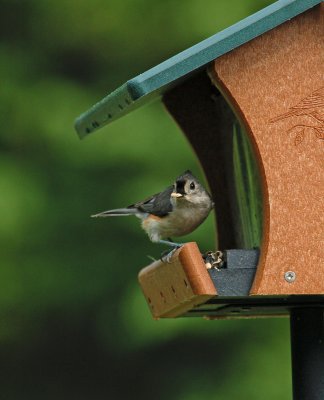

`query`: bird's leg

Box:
[159,239,183,248]
[159,239,183,263]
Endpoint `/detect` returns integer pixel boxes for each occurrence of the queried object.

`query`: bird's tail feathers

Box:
[91,208,137,217]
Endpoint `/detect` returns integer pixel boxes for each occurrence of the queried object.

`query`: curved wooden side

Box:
[211,5,324,295]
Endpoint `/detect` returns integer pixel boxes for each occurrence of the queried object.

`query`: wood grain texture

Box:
[212,5,324,294]
[138,242,217,318]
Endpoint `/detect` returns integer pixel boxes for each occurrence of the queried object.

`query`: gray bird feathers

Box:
[91,208,138,217]
[91,170,213,242]
[91,186,174,218]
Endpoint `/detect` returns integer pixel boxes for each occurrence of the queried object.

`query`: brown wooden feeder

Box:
[75,0,323,317]
[75,1,324,397]
[137,2,324,319]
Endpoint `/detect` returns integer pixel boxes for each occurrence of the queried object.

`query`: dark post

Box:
[290,307,324,400]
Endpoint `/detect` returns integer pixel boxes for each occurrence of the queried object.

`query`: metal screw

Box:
[284,271,296,283]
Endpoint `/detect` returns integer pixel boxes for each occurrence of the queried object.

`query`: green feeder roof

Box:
[75,0,321,139]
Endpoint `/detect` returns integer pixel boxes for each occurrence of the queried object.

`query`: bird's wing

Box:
[128,186,173,217]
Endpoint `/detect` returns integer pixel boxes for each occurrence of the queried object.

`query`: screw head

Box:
[284,271,296,283]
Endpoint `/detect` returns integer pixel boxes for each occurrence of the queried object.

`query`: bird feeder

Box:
[75,1,324,398]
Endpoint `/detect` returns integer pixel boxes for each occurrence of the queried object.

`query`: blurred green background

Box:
[0,0,291,399]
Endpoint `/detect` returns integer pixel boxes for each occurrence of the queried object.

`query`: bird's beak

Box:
[171,192,183,198]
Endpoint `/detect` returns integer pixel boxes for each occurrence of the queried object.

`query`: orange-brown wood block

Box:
[211,5,324,295]
[138,242,217,318]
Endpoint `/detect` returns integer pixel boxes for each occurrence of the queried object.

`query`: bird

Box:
[91,170,214,249]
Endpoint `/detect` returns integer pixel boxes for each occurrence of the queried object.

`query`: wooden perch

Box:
[138,242,217,318]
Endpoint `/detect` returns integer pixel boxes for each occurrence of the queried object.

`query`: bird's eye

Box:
[190,182,195,190]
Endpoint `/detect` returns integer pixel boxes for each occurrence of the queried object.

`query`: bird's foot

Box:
[160,243,183,263]
[147,255,157,262]
[160,247,178,263]
[157,239,183,263]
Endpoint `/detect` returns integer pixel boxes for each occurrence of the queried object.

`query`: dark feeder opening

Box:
[163,70,263,299]
[165,70,264,250]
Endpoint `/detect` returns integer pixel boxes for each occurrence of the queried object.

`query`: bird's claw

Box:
[147,255,157,262]
[160,246,182,263]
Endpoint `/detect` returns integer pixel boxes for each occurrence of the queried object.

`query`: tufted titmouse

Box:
[91,170,214,247]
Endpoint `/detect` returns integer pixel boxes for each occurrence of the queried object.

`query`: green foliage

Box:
[0,0,291,399]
